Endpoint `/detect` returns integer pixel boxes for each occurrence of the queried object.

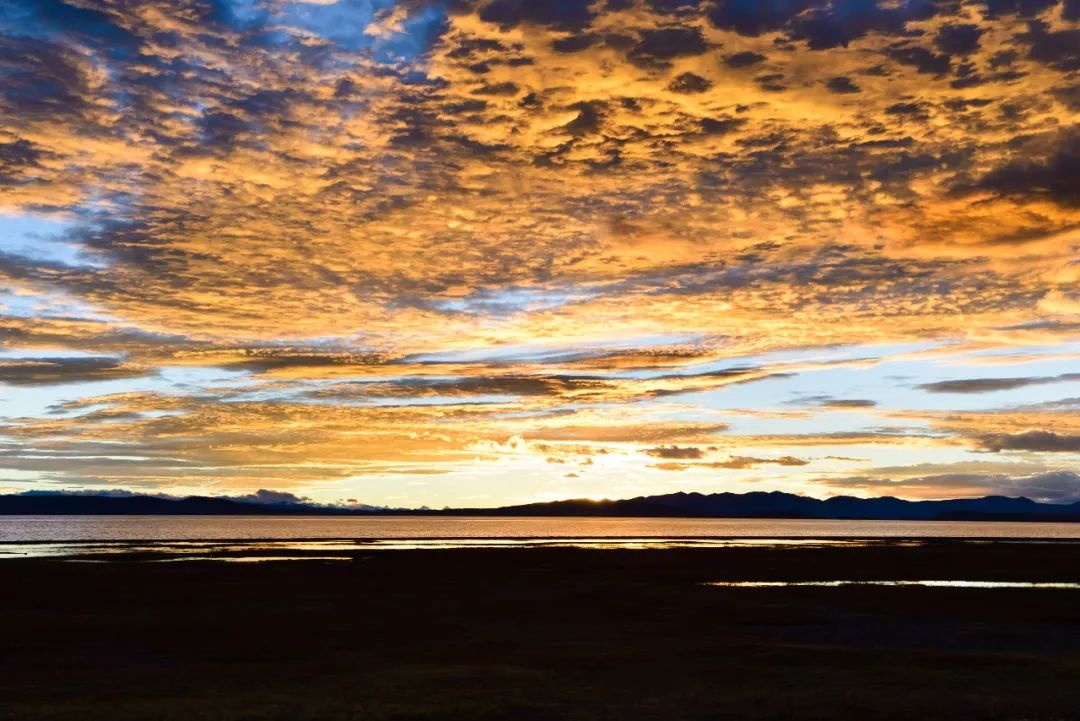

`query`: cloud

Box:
[0,0,1076,504]
[1010,470,1080,503]
[934,23,984,55]
[706,0,817,36]
[668,72,712,94]
[825,76,860,93]
[525,423,730,444]
[712,455,809,469]
[1017,18,1080,72]
[788,395,877,409]
[980,431,1080,453]
[788,0,941,50]
[725,51,767,68]
[653,454,810,471]
[629,27,708,66]
[0,357,151,386]
[230,489,310,505]
[918,373,1080,393]
[966,128,1080,207]
[818,470,1080,504]
[820,399,877,408]
[645,445,705,459]
[477,0,595,31]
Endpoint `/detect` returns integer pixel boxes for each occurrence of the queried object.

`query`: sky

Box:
[0,0,1077,508]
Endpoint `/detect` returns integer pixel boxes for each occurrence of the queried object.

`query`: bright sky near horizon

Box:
[0,0,1077,507]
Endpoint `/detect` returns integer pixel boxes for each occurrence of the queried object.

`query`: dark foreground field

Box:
[3,542,1080,720]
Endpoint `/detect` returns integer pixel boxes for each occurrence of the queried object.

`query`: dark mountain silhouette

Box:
[3,490,1080,521]
[448,491,1080,522]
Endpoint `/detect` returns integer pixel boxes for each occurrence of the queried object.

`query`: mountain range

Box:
[3,490,1080,522]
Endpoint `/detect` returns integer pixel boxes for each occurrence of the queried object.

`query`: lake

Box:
[4,515,1080,543]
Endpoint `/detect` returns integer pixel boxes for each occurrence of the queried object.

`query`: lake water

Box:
[4,515,1080,543]
[4,516,1080,560]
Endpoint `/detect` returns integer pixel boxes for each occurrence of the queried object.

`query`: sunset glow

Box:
[0,0,1077,507]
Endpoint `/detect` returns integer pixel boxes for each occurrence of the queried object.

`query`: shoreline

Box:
[7,535,1080,562]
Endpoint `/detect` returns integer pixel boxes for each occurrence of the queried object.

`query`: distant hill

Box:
[3,490,1080,521]
[447,491,1080,522]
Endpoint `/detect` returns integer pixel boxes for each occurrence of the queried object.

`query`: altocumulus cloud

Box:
[0,0,1076,505]
[980,431,1080,453]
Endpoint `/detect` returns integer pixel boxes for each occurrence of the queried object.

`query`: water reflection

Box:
[0,537,868,560]
[707,580,1080,589]
[153,555,355,563]
[6,516,1080,544]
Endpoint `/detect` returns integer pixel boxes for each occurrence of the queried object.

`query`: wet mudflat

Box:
[3,541,1080,720]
